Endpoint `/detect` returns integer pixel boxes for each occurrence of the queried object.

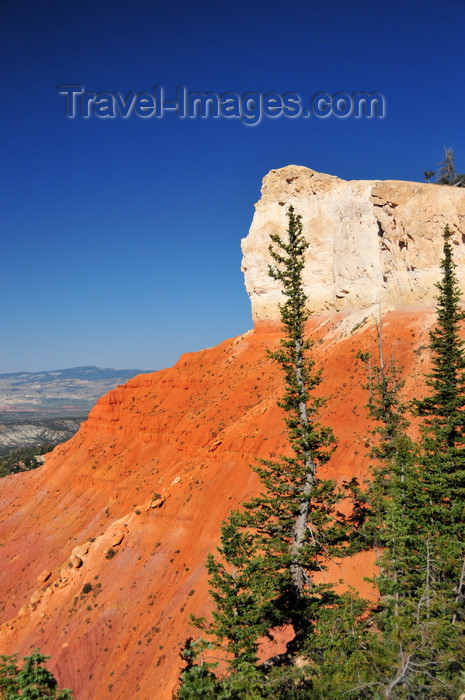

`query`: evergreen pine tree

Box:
[237,204,347,653]
[413,224,465,633]
[415,225,465,495]
[381,224,465,696]
[354,227,465,697]
[356,330,434,697]
[0,650,73,699]
[178,206,360,697]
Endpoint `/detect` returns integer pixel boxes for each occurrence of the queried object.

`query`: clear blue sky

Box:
[2,0,464,373]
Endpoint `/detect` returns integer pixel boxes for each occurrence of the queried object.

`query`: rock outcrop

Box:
[0,167,464,699]
[241,165,465,322]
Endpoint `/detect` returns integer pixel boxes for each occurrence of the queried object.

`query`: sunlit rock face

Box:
[241,165,465,322]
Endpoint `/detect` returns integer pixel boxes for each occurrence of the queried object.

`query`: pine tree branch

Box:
[383,652,413,698]
[453,555,465,624]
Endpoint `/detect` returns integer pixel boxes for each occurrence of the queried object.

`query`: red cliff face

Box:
[0,310,434,699]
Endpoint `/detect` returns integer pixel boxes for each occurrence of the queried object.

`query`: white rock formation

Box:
[241,165,465,322]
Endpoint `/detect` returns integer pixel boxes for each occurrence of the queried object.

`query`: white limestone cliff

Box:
[241,165,465,322]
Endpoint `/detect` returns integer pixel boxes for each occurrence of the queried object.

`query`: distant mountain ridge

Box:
[0,365,154,414]
[0,365,152,383]
[0,366,155,453]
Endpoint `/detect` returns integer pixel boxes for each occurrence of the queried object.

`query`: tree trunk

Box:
[290,337,317,597]
[453,555,465,624]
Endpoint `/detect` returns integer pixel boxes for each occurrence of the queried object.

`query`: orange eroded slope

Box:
[0,310,434,699]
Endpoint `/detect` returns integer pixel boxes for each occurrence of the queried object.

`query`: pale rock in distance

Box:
[241,165,465,322]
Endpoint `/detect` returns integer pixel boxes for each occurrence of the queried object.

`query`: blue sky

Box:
[2,0,465,373]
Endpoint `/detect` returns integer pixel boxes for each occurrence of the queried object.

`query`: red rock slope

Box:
[0,309,434,699]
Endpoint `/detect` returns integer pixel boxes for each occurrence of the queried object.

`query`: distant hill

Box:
[0,365,154,414]
[0,366,154,453]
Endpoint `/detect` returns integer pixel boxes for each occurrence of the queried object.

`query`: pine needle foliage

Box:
[413,225,465,611]
[353,226,465,697]
[0,650,73,699]
[178,206,359,696]
[237,205,348,647]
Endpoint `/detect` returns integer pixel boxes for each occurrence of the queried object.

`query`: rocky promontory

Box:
[242,165,465,321]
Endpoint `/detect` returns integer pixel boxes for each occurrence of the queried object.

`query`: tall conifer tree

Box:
[356,226,465,697]
[416,225,465,512]
[356,333,432,697]
[414,225,465,614]
[178,207,358,697]
[408,224,465,681]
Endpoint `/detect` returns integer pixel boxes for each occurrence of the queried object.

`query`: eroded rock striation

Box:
[241,165,465,322]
